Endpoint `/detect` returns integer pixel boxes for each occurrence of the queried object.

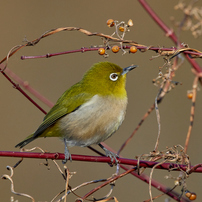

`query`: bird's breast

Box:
[58,94,128,147]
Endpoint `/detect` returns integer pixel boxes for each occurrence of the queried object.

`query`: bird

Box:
[15,61,137,163]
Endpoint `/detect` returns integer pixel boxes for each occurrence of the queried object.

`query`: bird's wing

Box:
[33,105,67,137]
[32,90,93,138]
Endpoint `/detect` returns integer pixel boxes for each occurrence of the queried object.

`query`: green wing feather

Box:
[15,82,93,148]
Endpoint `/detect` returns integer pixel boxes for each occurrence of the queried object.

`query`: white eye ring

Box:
[109,73,118,81]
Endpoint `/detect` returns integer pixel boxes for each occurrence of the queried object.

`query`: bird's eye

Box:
[109,73,118,81]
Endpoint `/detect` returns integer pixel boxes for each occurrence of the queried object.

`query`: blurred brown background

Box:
[0,1,202,201]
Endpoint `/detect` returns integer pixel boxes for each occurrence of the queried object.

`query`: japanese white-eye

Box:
[15,62,137,163]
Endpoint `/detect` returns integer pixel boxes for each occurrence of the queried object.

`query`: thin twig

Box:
[153,90,162,152]
[144,185,177,202]
[64,168,70,202]
[117,103,155,155]
[56,179,108,201]
[1,167,35,202]
[52,160,67,181]
[184,75,198,153]
[149,160,168,202]
[79,168,135,201]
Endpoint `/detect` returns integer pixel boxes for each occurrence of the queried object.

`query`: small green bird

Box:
[15,62,137,163]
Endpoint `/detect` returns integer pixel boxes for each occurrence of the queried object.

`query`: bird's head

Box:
[81,62,137,98]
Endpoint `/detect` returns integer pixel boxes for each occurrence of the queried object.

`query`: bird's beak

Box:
[121,65,138,75]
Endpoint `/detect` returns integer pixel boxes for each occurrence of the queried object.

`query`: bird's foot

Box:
[98,143,119,165]
[105,149,119,165]
[62,138,72,164]
[62,152,72,164]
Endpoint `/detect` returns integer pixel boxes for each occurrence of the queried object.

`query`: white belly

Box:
[58,95,127,147]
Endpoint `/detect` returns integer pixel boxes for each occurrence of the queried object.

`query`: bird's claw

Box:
[98,143,119,165]
[105,149,119,165]
[62,152,72,164]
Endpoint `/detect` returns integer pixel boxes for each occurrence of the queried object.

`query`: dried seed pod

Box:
[119,26,125,32]
[127,19,133,27]
[174,180,180,186]
[106,19,114,27]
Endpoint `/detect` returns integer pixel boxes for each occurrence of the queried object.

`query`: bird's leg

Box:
[62,138,72,164]
[98,143,119,165]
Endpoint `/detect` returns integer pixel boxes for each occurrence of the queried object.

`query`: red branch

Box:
[1,151,202,173]
[5,67,54,108]
[21,46,202,60]
[0,65,47,114]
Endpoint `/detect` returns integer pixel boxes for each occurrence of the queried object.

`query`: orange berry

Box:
[98,48,105,55]
[130,46,137,53]
[187,92,193,99]
[189,193,197,200]
[119,26,125,32]
[106,19,114,27]
[111,46,119,53]
[185,191,191,198]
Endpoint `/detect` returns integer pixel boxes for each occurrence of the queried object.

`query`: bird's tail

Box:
[15,134,35,148]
